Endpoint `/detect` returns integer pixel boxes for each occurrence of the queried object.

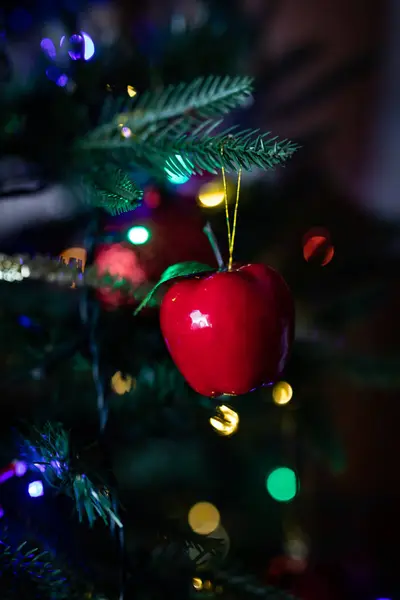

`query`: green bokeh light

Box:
[266,467,298,502]
[127,225,151,245]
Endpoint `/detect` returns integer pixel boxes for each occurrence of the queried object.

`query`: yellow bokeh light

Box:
[127,85,137,98]
[209,405,239,436]
[272,381,293,405]
[188,502,220,535]
[192,578,203,590]
[203,581,213,591]
[198,182,225,207]
[111,371,135,395]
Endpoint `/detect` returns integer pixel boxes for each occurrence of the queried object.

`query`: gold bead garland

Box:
[0,252,140,296]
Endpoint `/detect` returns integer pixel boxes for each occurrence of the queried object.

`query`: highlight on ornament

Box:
[197,181,225,208]
[272,381,293,405]
[127,226,151,245]
[266,467,298,503]
[302,227,334,266]
[209,404,239,436]
[188,501,220,535]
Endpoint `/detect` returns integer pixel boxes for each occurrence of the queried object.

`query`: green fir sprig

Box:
[81,165,144,215]
[100,75,253,134]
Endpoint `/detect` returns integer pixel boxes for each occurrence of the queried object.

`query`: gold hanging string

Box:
[221,165,232,251]
[221,149,242,271]
[228,168,242,271]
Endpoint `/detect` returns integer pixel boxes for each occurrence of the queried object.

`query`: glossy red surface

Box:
[160,263,295,397]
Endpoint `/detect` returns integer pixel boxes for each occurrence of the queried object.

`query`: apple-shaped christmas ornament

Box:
[135,257,294,397]
[160,262,294,396]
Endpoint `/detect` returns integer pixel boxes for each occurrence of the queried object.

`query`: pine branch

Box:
[78,165,144,215]
[77,120,298,177]
[101,75,253,134]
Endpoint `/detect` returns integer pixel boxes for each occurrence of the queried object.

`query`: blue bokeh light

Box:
[18,315,32,328]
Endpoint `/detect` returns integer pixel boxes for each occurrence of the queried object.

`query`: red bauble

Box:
[95,243,147,309]
[160,263,294,397]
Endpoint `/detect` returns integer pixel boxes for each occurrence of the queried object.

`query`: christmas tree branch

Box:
[100,75,254,134]
[78,120,298,177]
[78,165,144,215]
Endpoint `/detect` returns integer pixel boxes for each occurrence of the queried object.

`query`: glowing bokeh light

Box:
[127,85,137,98]
[192,578,203,590]
[111,371,134,395]
[210,405,239,436]
[121,126,132,138]
[40,38,56,59]
[81,32,95,60]
[127,226,150,245]
[188,502,220,535]
[28,481,44,498]
[272,381,293,405]
[14,461,27,477]
[266,467,298,502]
[198,182,225,207]
[60,32,95,61]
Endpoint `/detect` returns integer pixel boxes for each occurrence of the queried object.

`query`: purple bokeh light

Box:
[40,38,57,60]
[14,461,27,477]
[60,32,95,61]
[56,74,68,87]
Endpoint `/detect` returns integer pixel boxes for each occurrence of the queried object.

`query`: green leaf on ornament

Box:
[133,261,214,316]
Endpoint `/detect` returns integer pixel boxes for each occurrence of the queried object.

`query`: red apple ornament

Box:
[160,264,294,397]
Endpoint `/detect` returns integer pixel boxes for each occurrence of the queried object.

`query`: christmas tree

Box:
[2,2,397,599]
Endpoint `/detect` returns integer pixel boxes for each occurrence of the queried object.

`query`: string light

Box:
[209,405,239,436]
[266,467,298,503]
[272,381,293,405]
[188,502,220,535]
[127,226,150,245]
[198,182,225,207]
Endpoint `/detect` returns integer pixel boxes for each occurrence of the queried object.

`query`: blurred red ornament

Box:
[94,243,147,309]
[107,205,217,282]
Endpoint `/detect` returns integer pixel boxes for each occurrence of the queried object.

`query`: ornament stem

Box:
[203,222,224,269]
